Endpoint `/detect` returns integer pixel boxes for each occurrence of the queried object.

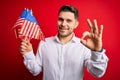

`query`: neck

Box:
[58,33,74,44]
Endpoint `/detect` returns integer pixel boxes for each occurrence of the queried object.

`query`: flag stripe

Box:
[20,20,27,34]
[28,23,34,38]
[35,28,39,39]
[22,21,30,36]
[29,23,36,38]
[13,18,24,28]
[26,22,33,37]
[13,9,44,40]
[32,25,37,38]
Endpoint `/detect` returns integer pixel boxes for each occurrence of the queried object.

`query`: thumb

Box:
[80,39,86,46]
[80,31,90,40]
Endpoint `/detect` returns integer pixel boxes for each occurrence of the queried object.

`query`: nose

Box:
[62,20,67,27]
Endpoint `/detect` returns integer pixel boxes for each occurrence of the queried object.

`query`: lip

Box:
[59,29,66,32]
[59,28,67,32]
[59,27,68,30]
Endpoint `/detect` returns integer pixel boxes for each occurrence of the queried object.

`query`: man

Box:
[20,5,108,80]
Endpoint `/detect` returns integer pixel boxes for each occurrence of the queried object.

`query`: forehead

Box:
[58,11,75,20]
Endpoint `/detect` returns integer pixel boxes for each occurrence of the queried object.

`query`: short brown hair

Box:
[58,5,79,19]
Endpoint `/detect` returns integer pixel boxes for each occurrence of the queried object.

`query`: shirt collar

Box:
[54,34,80,44]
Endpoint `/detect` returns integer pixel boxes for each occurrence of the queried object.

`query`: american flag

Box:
[13,8,44,40]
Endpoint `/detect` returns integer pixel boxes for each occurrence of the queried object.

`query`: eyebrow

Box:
[58,17,73,21]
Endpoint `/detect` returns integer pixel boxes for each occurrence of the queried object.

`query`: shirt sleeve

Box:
[23,41,44,76]
[84,49,109,78]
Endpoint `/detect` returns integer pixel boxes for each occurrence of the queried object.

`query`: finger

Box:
[20,45,28,53]
[87,19,93,27]
[26,38,31,46]
[87,19,93,32]
[93,19,98,34]
[20,45,27,50]
[81,31,90,39]
[22,36,30,45]
[21,41,28,48]
[99,25,103,37]
[80,39,87,46]
[21,37,27,43]
[80,31,90,45]
[24,36,28,40]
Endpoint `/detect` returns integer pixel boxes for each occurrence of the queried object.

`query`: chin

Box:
[58,32,72,37]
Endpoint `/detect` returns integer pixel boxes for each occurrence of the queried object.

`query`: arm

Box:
[80,19,109,77]
[20,37,42,76]
[84,49,108,78]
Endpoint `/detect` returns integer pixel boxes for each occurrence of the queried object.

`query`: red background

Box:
[1,0,120,80]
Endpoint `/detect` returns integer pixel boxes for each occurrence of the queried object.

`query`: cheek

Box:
[68,26,75,32]
[68,24,76,30]
[57,21,61,26]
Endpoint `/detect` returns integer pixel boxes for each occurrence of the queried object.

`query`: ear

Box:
[74,20,79,29]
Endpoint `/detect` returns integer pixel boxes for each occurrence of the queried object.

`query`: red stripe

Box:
[22,21,30,35]
[29,23,36,38]
[26,22,33,37]
[20,20,27,34]
[35,26,40,39]
[24,21,31,36]
[28,23,34,38]
[31,24,37,38]
[14,17,44,40]
[13,18,25,28]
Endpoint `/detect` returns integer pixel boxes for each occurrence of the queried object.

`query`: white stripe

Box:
[35,27,40,39]
[29,23,36,37]
[15,20,24,25]
[23,21,30,36]
[32,25,37,38]
[26,22,33,37]
[20,20,27,34]
[14,22,23,28]
[16,18,24,24]
[17,18,24,21]
[13,19,25,28]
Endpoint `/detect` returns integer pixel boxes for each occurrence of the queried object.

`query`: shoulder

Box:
[39,36,56,45]
[45,36,56,42]
[37,36,55,49]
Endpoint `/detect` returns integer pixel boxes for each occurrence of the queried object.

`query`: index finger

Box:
[22,36,30,43]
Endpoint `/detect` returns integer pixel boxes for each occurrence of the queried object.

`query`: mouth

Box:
[59,27,68,32]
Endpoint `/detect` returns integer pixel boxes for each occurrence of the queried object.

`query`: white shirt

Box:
[23,35,108,80]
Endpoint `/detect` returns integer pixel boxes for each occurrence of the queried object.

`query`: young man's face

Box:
[57,11,78,37]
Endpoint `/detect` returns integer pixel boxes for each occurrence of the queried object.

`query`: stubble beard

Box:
[58,30,73,38]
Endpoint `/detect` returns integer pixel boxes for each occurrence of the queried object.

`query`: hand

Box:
[80,19,103,51]
[20,37,33,55]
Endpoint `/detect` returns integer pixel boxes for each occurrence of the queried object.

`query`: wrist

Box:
[93,47,103,52]
[98,48,103,52]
